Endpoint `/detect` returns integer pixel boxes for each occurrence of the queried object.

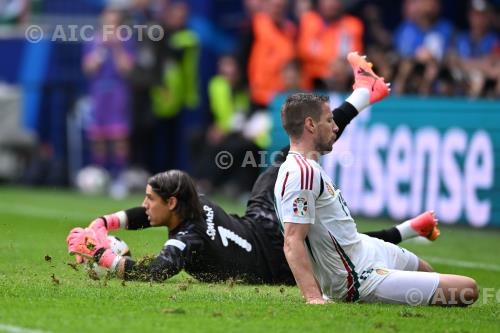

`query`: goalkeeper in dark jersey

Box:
[67,101,439,285]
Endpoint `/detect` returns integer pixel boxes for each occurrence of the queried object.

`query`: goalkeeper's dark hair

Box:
[148,170,203,222]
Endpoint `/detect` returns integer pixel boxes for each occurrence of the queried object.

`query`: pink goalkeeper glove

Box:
[75,211,126,264]
[67,227,121,270]
[67,227,109,259]
[75,213,122,264]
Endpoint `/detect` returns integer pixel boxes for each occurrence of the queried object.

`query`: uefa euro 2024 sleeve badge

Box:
[293,197,308,216]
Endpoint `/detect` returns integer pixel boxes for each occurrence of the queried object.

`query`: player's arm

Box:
[88,207,151,231]
[278,165,323,303]
[114,247,183,282]
[117,231,204,282]
[283,222,324,304]
[73,207,151,264]
[68,225,203,282]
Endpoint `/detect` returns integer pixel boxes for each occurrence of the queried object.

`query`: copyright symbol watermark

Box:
[25,25,44,43]
[215,151,233,170]
[405,288,424,306]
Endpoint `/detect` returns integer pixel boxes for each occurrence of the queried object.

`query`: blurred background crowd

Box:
[0,0,499,199]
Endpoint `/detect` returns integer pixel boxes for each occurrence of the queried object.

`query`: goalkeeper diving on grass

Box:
[67,53,440,286]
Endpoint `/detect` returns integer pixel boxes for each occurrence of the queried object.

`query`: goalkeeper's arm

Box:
[110,241,191,282]
[115,254,182,282]
[89,207,151,231]
[109,229,203,281]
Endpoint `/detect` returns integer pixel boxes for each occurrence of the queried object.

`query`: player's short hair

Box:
[148,170,203,221]
[281,93,329,139]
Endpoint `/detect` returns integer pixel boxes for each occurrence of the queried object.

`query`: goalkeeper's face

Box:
[143,185,175,227]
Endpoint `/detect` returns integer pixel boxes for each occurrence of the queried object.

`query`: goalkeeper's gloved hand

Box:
[67,227,109,259]
[66,227,122,270]
[74,215,116,264]
[76,214,123,264]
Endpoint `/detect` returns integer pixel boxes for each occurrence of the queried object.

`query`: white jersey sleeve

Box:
[275,153,319,224]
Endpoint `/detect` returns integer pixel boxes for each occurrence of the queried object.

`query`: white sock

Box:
[345,88,370,112]
[395,219,418,240]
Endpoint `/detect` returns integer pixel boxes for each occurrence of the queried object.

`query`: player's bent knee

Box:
[460,277,479,306]
[432,275,478,306]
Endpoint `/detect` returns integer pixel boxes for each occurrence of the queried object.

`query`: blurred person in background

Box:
[191,54,257,196]
[126,0,158,173]
[282,59,303,92]
[292,0,312,22]
[247,0,296,108]
[297,0,364,90]
[320,57,353,92]
[448,0,500,97]
[193,54,273,198]
[237,0,264,88]
[0,0,28,25]
[359,2,397,84]
[150,0,200,172]
[393,0,454,95]
[82,7,136,198]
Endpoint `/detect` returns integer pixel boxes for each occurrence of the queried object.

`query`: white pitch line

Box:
[425,256,500,272]
[0,324,51,333]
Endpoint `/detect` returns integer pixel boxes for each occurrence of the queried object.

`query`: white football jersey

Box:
[274,151,381,301]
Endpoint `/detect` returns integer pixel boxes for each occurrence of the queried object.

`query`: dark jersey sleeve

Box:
[125,207,151,230]
[122,223,205,282]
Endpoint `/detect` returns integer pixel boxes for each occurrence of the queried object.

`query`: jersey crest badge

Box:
[293,197,308,216]
[376,268,389,276]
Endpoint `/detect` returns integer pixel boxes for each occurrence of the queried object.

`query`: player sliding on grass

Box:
[67,168,437,284]
[66,52,440,286]
[274,52,478,306]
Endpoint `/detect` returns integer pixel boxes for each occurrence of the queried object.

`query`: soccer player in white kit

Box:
[274,52,479,306]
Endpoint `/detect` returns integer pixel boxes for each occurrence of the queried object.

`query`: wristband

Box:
[102,211,127,230]
[96,248,122,271]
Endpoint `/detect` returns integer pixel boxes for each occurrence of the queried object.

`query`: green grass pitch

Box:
[1,186,499,333]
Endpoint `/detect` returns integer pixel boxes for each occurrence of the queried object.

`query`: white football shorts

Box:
[357,234,439,305]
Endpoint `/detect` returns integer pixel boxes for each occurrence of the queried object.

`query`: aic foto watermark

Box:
[25,24,164,43]
[213,150,355,170]
[405,287,500,306]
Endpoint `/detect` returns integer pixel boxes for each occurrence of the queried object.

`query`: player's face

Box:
[313,102,339,154]
[143,185,172,227]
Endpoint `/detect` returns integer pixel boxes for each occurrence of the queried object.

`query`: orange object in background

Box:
[247,12,296,106]
[298,11,364,88]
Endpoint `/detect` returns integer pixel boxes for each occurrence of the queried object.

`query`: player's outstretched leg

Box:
[347,51,390,103]
[366,211,440,244]
[396,211,440,241]
[345,52,391,112]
